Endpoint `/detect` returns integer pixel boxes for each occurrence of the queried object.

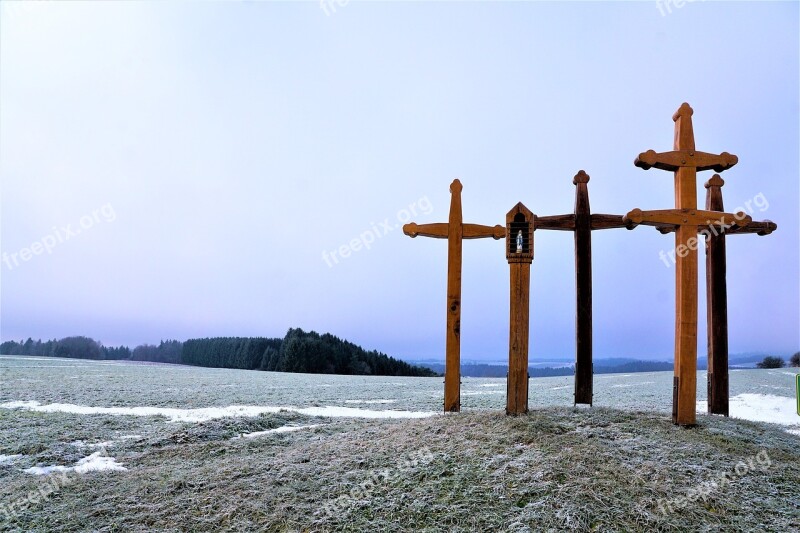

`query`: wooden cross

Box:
[624,103,751,426]
[656,175,776,416]
[403,179,504,412]
[535,171,628,405]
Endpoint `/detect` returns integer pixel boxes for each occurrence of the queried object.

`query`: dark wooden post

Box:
[573,172,594,406]
[533,171,628,406]
[403,179,504,412]
[625,103,745,426]
[704,174,729,417]
[506,203,534,415]
[704,175,776,416]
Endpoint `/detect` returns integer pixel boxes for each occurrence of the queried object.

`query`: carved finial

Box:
[634,149,658,170]
[713,152,739,172]
[672,102,694,122]
[450,179,463,193]
[704,174,725,189]
[623,208,643,230]
[573,170,590,185]
[403,222,419,237]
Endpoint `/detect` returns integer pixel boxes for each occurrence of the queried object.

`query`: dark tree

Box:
[790,352,800,367]
[756,356,785,369]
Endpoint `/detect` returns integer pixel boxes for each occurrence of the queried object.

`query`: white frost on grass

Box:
[462,391,503,396]
[479,384,501,388]
[0,454,23,464]
[1,400,437,422]
[234,424,321,439]
[697,393,800,435]
[550,386,570,390]
[344,399,397,404]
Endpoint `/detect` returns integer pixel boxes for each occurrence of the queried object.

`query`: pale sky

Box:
[1,1,798,362]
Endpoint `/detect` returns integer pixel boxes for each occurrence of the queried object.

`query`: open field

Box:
[1,356,798,531]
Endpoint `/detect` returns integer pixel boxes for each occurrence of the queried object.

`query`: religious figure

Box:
[516,230,523,253]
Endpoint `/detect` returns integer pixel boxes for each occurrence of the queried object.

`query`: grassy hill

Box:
[1,406,797,531]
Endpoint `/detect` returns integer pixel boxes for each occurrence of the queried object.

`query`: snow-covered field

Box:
[1,355,798,531]
[1,355,798,431]
[0,355,798,481]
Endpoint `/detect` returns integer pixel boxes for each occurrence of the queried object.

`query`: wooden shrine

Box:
[401,103,775,425]
[403,179,504,412]
[506,203,534,414]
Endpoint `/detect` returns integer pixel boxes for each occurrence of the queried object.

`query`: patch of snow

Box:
[73,452,127,473]
[0,454,23,464]
[70,440,113,449]
[697,393,800,435]
[118,435,143,440]
[611,382,655,388]
[550,386,570,390]
[236,424,321,439]
[781,371,798,376]
[1,400,437,422]
[479,384,501,388]
[25,465,70,475]
[461,391,503,396]
[344,399,397,404]
[25,451,127,475]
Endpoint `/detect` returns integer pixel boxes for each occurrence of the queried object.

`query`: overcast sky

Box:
[1,1,797,363]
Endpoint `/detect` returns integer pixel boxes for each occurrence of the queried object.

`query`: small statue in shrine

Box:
[516,230,523,253]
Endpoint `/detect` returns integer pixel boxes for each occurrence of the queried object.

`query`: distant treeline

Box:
[418,360,676,378]
[0,329,438,378]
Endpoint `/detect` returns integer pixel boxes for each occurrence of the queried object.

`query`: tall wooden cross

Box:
[624,103,751,426]
[656,175,776,416]
[535,171,628,405]
[403,179,504,412]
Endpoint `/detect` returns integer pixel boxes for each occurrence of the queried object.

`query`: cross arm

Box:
[623,208,752,230]
[726,220,777,236]
[655,219,777,236]
[534,214,575,231]
[403,222,448,239]
[590,214,628,230]
[463,223,505,240]
[634,150,738,173]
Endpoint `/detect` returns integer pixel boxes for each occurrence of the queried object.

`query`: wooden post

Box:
[704,175,777,416]
[573,172,593,406]
[533,171,628,406]
[506,203,534,415]
[704,174,729,417]
[403,179,504,412]
[626,103,743,426]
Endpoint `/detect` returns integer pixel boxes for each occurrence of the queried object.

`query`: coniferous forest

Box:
[0,329,438,377]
